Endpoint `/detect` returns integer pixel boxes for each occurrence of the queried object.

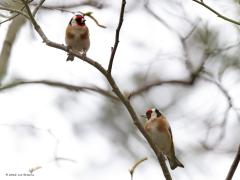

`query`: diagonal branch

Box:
[192,0,240,26]
[107,0,126,74]
[32,0,46,16]
[226,145,240,180]
[20,0,172,179]
[0,13,19,25]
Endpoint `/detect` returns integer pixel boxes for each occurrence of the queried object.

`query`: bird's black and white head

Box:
[142,108,162,120]
[69,14,86,26]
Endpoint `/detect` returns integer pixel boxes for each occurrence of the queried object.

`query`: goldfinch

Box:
[142,108,184,170]
[65,14,90,61]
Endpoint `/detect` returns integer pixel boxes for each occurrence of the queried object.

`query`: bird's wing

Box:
[168,126,173,140]
[168,126,176,156]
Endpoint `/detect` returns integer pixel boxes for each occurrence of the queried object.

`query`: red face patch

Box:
[146,109,152,119]
[75,15,85,25]
[76,15,84,20]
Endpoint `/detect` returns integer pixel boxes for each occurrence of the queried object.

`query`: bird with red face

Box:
[65,14,90,61]
[142,108,184,170]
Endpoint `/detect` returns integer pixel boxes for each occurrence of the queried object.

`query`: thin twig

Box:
[129,51,210,99]
[192,0,240,26]
[20,1,172,179]
[226,145,240,180]
[129,79,193,99]
[83,12,106,28]
[107,0,126,73]
[31,1,104,9]
[0,13,19,25]
[0,3,27,25]
[0,6,29,19]
[29,166,42,173]
[32,0,46,16]
[129,157,148,180]
[144,0,175,32]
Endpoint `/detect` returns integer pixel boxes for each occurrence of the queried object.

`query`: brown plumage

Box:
[143,108,184,170]
[65,14,90,61]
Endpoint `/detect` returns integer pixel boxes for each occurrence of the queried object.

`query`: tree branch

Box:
[107,0,126,73]
[129,157,148,180]
[0,13,19,25]
[0,6,29,19]
[20,0,172,179]
[192,0,240,26]
[200,76,239,149]
[0,80,118,100]
[129,79,193,99]
[128,47,210,99]
[83,12,106,29]
[226,145,240,180]
[32,0,45,16]
[32,1,104,10]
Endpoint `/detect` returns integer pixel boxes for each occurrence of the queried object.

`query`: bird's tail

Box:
[66,54,74,61]
[168,156,184,170]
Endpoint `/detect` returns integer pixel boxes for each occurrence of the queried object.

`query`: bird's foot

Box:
[66,53,74,61]
[66,46,75,61]
[80,50,87,60]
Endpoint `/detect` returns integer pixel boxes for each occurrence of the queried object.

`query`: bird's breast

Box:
[145,120,171,154]
[65,26,90,51]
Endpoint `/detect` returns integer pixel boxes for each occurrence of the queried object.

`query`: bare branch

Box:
[32,1,104,10]
[200,76,238,149]
[129,157,148,180]
[0,80,118,100]
[83,12,106,28]
[129,47,210,99]
[107,0,126,73]
[226,145,240,180]
[0,6,29,19]
[32,0,45,16]
[0,13,19,25]
[129,79,193,99]
[0,15,26,84]
[192,0,240,26]
[29,166,42,174]
[144,0,175,32]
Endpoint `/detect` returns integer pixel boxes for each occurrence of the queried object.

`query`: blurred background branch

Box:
[0,2,29,85]
[0,79,118,100]
[192,0,240,26]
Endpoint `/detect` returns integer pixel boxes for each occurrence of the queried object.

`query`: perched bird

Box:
[65,14,90,61]
[142,108,184,170]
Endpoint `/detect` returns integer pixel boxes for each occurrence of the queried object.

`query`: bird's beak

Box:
[141,114,147,118]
